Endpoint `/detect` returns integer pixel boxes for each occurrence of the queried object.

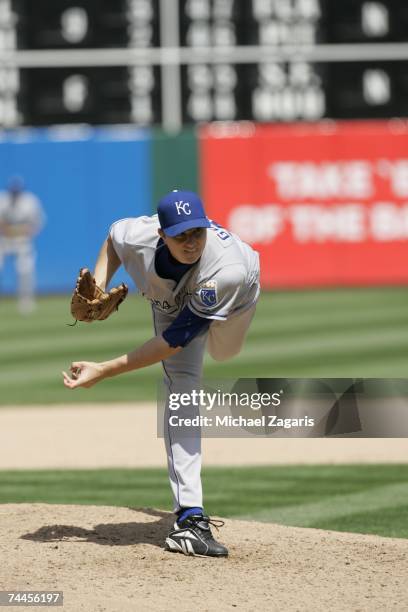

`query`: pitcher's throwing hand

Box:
[62,361,104,389]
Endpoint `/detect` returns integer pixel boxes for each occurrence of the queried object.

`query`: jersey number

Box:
[209,220,231,241]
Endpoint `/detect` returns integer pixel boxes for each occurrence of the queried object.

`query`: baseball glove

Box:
[70,268,128,323]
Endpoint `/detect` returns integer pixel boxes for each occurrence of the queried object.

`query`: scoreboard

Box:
[1,0,408,127]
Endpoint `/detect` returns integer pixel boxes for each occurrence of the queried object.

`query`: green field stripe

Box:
[0,468,173,508]
[0,328,151,362]
[248,319,408,344]
[203,343,408,378]
[289,355,408,377]
[0,359,161,390]
[0,370,162,403]
[248,306,408,338]
[219,326,408,363]
[0,320,148,342]
[0,347,134,370]
[237,481,408,526]
[215,349,406,378]
[207,347,408,373]
[240,340,408,368]
[0,358,156,385]
[314,504,408,538]
[253,288,408,312]
[0,308,151,340]
[0,362,92,384]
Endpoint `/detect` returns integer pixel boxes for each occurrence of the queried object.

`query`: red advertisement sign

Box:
[199,121,408,288]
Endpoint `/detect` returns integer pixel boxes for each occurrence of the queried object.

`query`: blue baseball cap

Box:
[157,190,211,237]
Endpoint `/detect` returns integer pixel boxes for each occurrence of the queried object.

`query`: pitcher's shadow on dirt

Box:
[20,508,174,549]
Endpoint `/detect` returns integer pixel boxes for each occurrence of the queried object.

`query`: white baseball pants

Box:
[0,237,36,313]
[152,303,256,512]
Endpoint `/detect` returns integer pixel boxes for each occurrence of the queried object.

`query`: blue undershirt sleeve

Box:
[162,305,212,348]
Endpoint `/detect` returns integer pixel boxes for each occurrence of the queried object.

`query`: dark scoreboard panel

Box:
[19,67,132,125]
[179,0,408,123]
[15,0,131,48]
[321,0,408,43]
[3,0,408,126]
[12,0,162,125]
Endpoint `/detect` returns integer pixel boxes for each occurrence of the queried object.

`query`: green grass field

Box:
[1,464,407,539]
[0,287,407,404]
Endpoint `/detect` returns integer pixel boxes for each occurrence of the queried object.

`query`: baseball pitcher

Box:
[63,190,260,558]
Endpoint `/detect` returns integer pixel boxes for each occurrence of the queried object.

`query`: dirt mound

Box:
[0,504,407,612]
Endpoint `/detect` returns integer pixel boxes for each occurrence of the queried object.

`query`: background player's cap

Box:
[7,175,25,193]
[157,190,211,237]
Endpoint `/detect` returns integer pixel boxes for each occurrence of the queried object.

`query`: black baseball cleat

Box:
[165,514,229,558]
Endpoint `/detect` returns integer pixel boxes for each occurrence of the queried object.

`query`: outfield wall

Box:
[0,126,152,292]
[0,120,407,293]
[200,121,408,288]
[0,126,199,293]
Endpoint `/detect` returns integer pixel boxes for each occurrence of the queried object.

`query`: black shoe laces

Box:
[186,514,225,537]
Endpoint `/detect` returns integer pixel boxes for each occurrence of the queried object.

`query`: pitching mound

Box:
[1,504,407,612]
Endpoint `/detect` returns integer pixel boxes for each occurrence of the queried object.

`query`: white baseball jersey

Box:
[109,214,260,321]
[0,191,45,235]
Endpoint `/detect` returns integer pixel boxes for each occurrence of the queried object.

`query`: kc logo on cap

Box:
[157,189,211,237]
[175,201,191,216]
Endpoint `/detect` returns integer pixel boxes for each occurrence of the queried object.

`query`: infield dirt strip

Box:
[0,403,407,468]
[0,504,407,612]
